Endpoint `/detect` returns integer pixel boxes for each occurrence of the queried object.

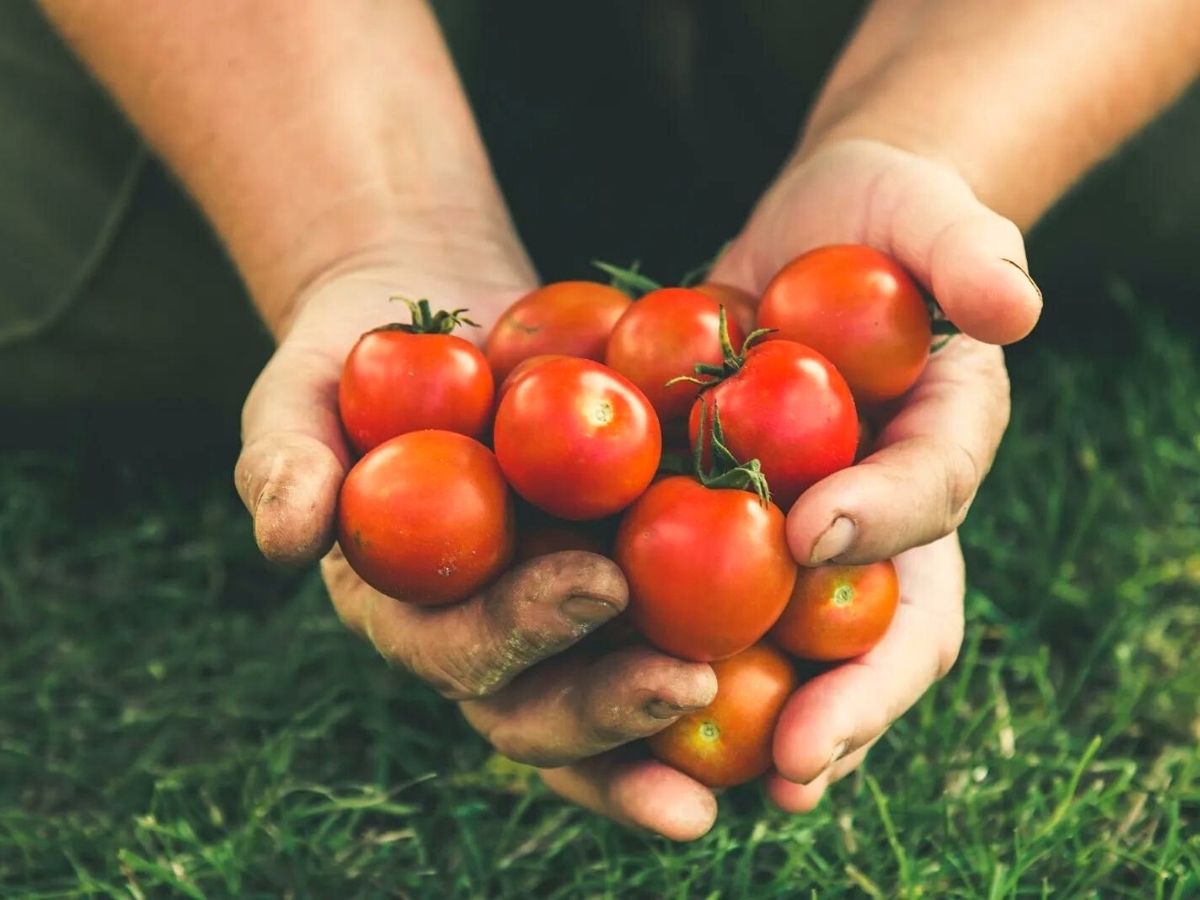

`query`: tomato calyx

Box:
[667,306,775,390]
[371,297,480,336]
[916,285,961,352]
[692,401,772,505]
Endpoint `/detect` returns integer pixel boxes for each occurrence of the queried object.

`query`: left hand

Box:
[706,137,1019,805]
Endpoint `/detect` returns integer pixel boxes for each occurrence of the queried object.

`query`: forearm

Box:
[803,0,1200,227]
[40,0,520,334]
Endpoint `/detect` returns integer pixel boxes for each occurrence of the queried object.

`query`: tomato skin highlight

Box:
[615,476,797,662]
[648,643,798,788]
[605,287,746,425]
[758,245,931,404]
[689,340,858,510]
[498,354,570,400]
[493,358,662,521]
[338,328,494,454]
[693,282,758,335]
[485,282,632,383]
[337,430,514,606]
[770,560,900,661]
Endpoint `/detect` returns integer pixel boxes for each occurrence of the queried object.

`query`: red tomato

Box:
[493,358,661,520]
[337,431,514,605]
[497,353,569,400]
[758,245,931,404]
[770,560,899,661]
[693,282,758,335]
[615,475,797,662]
[485,282,632,382]
[605,287,746,425]
[339,320,493,455]
[689,340,858,509]
[648,643,798,787]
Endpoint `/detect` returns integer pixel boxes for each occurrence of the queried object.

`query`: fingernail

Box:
[809,517,856,565]
[1000,258,1043,303]
[646,699,705,720]
[561,595,620,628]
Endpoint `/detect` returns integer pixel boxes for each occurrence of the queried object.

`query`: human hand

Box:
[233,230,717,838]
[710,138,1020,567]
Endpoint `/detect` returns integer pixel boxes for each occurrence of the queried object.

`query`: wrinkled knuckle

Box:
[406,644,506,700]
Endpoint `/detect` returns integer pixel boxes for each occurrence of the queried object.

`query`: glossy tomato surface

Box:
[605,287,746,424]
[648,643,798,787]
[689,340,858,509]
[758,245,931,404]
[616,476,796,662]
[693,282,758,335]
[493,358,661,520]
[770,559,900,661]
[337,431,514,605]
[339,328,493,454]
[498,354,569,399]
[485,282,632,382]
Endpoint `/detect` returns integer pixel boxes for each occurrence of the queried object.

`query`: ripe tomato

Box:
[689,340,858,509]
[497,353,569,400]
[605,287,746,425]
[758,245,931,404]
[493,358,661,520]
[615,475,797,662]
[693,282,758,335]
[770,560,899,661]
[485,281,632,382]
[648,643,798,788]
[337,430,514,605]
[339,303,493,455]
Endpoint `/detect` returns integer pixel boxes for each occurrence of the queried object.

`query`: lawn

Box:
[1,285,1197,898]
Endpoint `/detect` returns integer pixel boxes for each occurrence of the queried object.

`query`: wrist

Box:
[260,194,535,341]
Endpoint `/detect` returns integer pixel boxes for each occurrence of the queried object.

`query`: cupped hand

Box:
[710,138,1020,566]
[766,532,964,810]
[698,139,1015,817]
[233,235,717,838]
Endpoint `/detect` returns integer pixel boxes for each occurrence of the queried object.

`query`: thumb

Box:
[234,338,349,565]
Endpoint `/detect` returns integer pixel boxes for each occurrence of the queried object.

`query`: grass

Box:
[1,286,1198,898]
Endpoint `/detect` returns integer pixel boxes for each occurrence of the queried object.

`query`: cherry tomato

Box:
[648,643,798,788]
[758,245,931,404]
[485,282,632,382]
[605,287,746,426]
[615,475,797,662]
[337,430,514,606]
[494,358,661,520]
[693,282,758,335]
[497,353,569,400]
[770,560,899,661]
[339,304,493,454]
[689,340,858,509]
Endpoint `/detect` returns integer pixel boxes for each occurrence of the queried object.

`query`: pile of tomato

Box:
[336,245,933,789]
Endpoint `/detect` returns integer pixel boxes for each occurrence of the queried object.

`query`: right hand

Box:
[233,232,719,840]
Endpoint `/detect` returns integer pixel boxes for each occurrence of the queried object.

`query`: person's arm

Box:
[805,0,1200,228]
[40,2,727,842]
[39,0,527,335]
[709,0,1200,811]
